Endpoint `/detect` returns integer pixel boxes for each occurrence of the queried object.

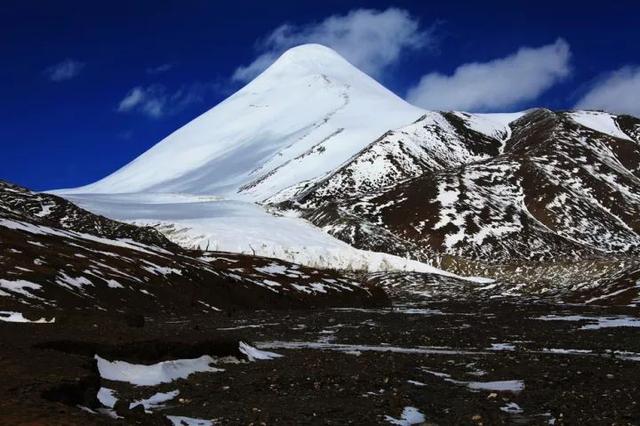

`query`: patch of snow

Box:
[130,390,180,411]
[500,402,524,414]
[489,343,516,351]
[166,416,214,426]
[385,406,426,425]
[0,279,42,299]
[106,279,124,289]
[466,380,524,393]
[255,263,289,275]
[35,202,55,217]
[541,348,593,355]
[142,263,182,276]
[218,322,279,331]
[0,311,54,323]
[422,369,524,393]
[97,387,118,408]
[56,272,92,290]
[239,342,282,361]
[95,355,223,386]
[331,307,444,316]
[453,111,525,142]
[535,314,640,330]
[569,111,633,141]
[197,300,221,311]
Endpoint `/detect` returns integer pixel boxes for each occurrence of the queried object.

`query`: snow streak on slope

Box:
[57,44,423,201]
[289,111,523,205]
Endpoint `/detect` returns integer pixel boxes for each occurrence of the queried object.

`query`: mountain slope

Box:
[293,110,640,266]
[57,44,423,201]
[0,181,387,315]
[288,111,523,206]
[49,44,640,302]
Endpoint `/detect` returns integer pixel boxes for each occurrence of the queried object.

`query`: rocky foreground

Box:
[2,181,639,425]
[1,300,639,425]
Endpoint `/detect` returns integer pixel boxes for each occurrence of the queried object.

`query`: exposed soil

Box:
[2,300,639,425]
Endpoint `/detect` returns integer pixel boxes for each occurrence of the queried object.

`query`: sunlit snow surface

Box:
[95,354,223,386]
[569,111,633,141]
[385,406,426,425]
[60,192,490,280]
[55,44,424,200]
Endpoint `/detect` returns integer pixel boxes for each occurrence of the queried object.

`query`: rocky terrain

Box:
[2,300,639,424]
[286,110,640,302]
[0,180,387,317]
[293,110,640,262]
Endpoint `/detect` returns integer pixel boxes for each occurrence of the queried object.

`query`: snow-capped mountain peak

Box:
[247,43,379,86]
[58,44,424,200]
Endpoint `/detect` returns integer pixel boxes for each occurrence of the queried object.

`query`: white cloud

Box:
[406,39,571,112]
[117,83,208,118]
[146,63,174,74]
[44,59,85,82]
[575,66,640,116]
[232,8,432,82]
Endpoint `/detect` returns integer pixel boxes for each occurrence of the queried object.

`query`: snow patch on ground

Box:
[535,314,640,330]
[97,387,118,408]
[239,342,282,361]
[166,416,214,426]
[130,390,180,411]
[422,369,524,393]
[95,355,223,386]
[500,402,524,414]
[385,406,426,425]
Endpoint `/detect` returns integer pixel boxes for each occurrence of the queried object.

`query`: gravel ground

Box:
[1,301,639,425]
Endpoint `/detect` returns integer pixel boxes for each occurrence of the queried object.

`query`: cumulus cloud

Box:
[117,83,210,118]
[575,66,640,116]
[44,59,85,82]
[232,8,432,82]
[407,39,571,112]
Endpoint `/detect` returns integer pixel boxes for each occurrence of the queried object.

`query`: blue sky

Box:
[2,0,639,190]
